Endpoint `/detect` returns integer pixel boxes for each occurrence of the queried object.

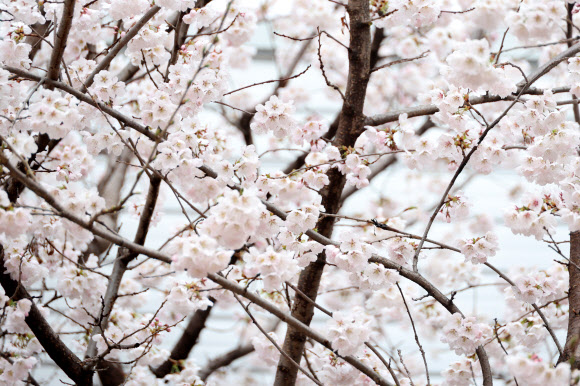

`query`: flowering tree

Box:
[3,0,580,384]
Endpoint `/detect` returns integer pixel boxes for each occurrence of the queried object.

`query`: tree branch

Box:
[85,175,161,361]
[396,283,429,385]
[281,27,386,175]
[0,246,93,385]
[274,1,372,384]
[233,294,323,386]
[198,344,255,381]
[152,304,213,377]
[559,231,580,367]
[82,6,161,91]
[208,273,393,386]
[46,0,75,81]
[2,66,159,142]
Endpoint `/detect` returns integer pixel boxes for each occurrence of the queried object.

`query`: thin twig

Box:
[439,7,475,15]
[396,283,430,386]
[317,27,345,100]
[232,294,323,386]
[223,65,311,96]
[397,349,414,386]
[371,51,430,73]
[484,262,564,356]
[365,342,401,386]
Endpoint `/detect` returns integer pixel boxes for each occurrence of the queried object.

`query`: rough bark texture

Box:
[560,231,580,367]
[273,1,372,384]
[46,0,75,81]
[26,20,52,62]
[85,176,161,385]
[199,344,255,381]
[83,149,133,263]
[0,246,94,385]
[282,28,384,175]
[153,305,213,377]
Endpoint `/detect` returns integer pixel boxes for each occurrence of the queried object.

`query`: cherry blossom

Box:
[440,313,492,356]
[326,308,372,356]
[507,355,572,386]
[3,0,580,384]
[457,231,499,264]
[250,95,299,138]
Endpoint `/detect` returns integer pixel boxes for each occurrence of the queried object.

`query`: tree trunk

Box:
[273,0,372,384]
[560,231,580,367]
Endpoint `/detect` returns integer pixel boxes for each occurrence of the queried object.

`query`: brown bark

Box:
[273,1,372,384]
[152,305,213,377]
[566,3,580,125]
[560,231,580,367]
[86,176,161,385]
[282,28,385,175]
[0,246,93,385]
[199,344,255,381]
[27,20,52,62]
[46,0,75,82]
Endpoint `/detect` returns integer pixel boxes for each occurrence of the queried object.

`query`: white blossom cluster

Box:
[506,1,566,43]
[457,232,499,264]
[507,355,572,386]
[169,232,232,278]
[440,313,492,356]
[278,229,324,267]
[502,319,546,350]
[250,332,282,366]
[163,281,213,323]
[325,232,377,273]
[437,192,471,223]
[441,359,479,386]
[243,247,300,291]
[250,95,299,138]
[511,270,564,304]
[284,204,320,234]
[326,308,372,356]
[200,189,267,249]
[504,190,560,240]
[3,0,580,384]
[373,0,441,29]
[442,39,520,98]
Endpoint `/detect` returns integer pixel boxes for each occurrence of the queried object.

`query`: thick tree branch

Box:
[152,305,213,377]
[0,246,93,385]
[560,231,580,367]
[282,27,386,175]
[198,344,255,381]
[85,175,161,361]
[82,6,161,91]
[274,1,372,384]
[46,0,75,81]
[208,273,393,386]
